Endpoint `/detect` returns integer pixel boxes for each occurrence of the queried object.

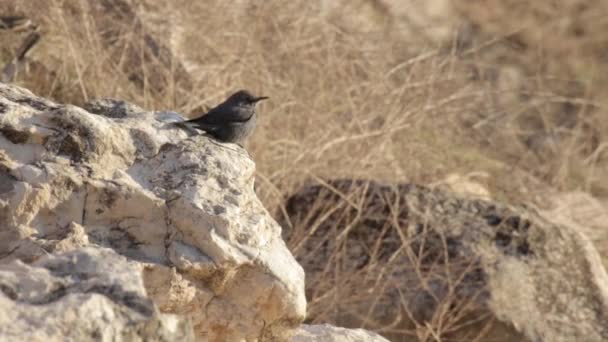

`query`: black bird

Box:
[178,90,268,145]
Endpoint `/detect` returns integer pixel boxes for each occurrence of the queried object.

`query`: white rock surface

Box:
[0,247,193,341]
[291,324,390,342]
[0,83,306,341]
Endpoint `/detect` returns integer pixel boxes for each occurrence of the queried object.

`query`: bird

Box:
[176,90,268,145]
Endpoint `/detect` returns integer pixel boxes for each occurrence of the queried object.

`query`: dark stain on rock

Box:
[495,231,512,248]
[521,220,531,232]
[216,175,229,189]
[506,216,521,230]
[45,110,98,163]
[13,278,153,317]
[491,213,535,258]
[483,214,502,226]
[62,177,79,191]
[14,98,52,111]
[86,284,154,317]
[0,102,7,114]
[27,284,68,305]
[84,98,137,119]
[129,128,156,157]
[0,125,29,144]
[236,233,248,244]
[56,134,85,162]
[224,195,239,206]
[213,205,226,215]
[517,240,532,256]
[0,283,18,300]
[159,143,178,153]
[88,227,142,255]
[0,168,17,194]
[99,189,119,208]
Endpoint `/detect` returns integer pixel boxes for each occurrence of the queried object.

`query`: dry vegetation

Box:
[278,179,523,341]
[1,0,607,340]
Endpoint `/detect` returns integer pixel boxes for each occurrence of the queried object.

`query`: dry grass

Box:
[2,0,607,340]
[278,179,512,341]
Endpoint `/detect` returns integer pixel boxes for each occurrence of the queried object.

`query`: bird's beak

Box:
[253,96,269,103]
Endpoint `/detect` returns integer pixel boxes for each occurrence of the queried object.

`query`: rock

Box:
[0,83,306,341]
[291,324,389,342]
[280,179,608,342]
[542,191,608,264]
[0,247,194,342]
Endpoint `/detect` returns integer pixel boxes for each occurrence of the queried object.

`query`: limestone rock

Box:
[0,83,306,341]
[291,324,389,342]
[0,247,194,342]
[281,179,608,342]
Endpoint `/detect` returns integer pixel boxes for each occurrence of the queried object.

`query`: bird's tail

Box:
[179,120,222,133]
[170,120,201,135]
[173,120,193,128]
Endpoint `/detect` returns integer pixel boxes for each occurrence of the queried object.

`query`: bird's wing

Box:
[178,119,222,132]
[187,104,253,124]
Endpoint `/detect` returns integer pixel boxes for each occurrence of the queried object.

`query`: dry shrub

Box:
[279,179,527,341]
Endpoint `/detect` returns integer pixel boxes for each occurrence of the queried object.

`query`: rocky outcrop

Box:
[0,247,193,341]
[281,179,608,342]
[0,83,305,340]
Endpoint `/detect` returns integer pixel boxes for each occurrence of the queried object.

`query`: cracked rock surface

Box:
[0,247,193,341]
[0,83,306,341]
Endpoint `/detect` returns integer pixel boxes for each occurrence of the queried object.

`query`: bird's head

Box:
[227,90,269,106]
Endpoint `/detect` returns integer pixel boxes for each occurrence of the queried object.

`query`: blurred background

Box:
[1,1,607,340]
